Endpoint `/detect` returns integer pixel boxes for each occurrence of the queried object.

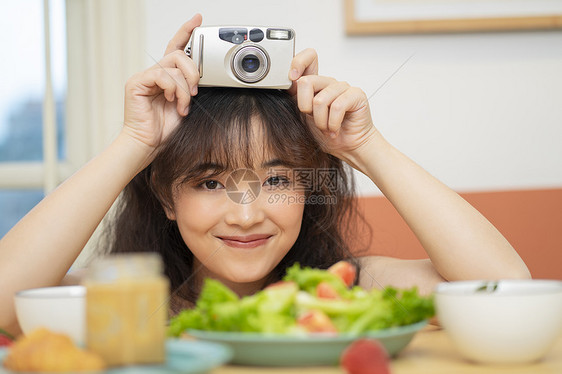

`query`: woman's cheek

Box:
[173,191,228,230]
[265,189,306,222]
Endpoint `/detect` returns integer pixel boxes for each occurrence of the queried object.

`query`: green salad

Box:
[167,262,434,337]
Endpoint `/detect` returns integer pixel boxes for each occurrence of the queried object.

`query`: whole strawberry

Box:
[341,338,391,374]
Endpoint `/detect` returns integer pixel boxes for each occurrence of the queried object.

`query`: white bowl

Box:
[435,280,562,364]
[14,285,85,345]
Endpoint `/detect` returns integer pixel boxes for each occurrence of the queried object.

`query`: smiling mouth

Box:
[217,234,273,249]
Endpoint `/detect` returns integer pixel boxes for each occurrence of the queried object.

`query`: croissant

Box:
[3,328,105,372]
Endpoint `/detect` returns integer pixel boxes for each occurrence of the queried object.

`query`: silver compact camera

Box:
[185,26,295,89]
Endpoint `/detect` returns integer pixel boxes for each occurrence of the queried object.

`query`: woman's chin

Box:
[223,270,268,284]
[217,265,273,290]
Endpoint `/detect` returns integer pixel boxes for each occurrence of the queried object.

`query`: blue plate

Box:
[187,320,427,366]
[0,339,232,374]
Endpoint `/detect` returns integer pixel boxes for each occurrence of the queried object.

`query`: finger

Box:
[153,70,177,102]
[289,48,319,80]
[153,50,200,96]
[296,75,337,114]
[328,87,368,132]
[153,68,192,116]
[288,48,318,96]
[135,68,189,110]
[155,68,191,115]
[168,69,192,116]
[164,14,203,56]
[312,81,350,132]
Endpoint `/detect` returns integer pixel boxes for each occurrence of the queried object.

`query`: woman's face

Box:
[166,121,306,295]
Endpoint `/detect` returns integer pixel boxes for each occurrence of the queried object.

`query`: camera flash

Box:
[267,28,292,40]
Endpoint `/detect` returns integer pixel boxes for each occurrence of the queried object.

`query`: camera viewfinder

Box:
[219,28,248,44]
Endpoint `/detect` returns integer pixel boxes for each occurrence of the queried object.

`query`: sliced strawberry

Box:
[341,339,390,374]
[328,261,356,287]
[265,280,297,290]
[316,281,341,299]
[0,334,13,347]
[297,310,338,333]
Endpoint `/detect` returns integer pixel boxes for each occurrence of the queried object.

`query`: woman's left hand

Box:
[295,75,378,168]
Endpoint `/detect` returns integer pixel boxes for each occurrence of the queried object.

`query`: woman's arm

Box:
[358,256,445,295]
[0,135,152,335]
[347,131,530,281]
[294,74,530,285]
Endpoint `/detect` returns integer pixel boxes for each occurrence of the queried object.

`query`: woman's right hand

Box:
[122,14,202,157]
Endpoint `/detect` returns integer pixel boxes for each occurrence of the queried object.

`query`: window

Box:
[0,0,66,237]
[0,1,145,268]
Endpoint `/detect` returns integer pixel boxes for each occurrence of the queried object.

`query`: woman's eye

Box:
[200,180,224,190]
[264,176,290,188]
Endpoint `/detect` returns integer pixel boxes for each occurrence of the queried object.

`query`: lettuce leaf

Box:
[283,263,350,297]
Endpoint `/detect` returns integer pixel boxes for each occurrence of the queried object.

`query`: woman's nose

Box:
[223,199,266,228]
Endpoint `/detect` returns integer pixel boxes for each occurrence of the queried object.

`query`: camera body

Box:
[185,26,295,89]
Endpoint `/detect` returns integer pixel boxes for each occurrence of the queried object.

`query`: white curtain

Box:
[65,0,146,268]
[66,0,146,164]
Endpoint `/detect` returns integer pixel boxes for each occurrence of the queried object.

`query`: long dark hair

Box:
[102,88,369,311]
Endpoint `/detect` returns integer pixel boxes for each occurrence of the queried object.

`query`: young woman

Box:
[0,14,530,335]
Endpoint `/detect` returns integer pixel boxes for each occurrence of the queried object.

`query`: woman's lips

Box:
[218,234,273,249]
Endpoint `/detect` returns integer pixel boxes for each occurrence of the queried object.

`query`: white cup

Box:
[14,285,86,346]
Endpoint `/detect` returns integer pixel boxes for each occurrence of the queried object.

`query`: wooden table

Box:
[215,326,562,373]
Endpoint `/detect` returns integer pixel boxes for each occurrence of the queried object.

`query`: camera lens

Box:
[231,34,244,44]
[232,46,270,84]
[241,55,260,73]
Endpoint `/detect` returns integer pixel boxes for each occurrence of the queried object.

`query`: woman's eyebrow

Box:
[261,159,291,169]
[193,162,225,173]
